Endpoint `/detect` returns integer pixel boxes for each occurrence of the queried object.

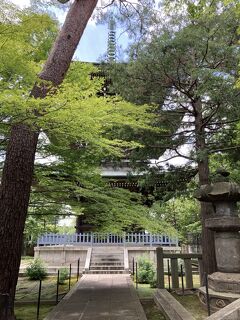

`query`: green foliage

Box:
[209,153,240,184]
[0,2,58,88]
[58,268,69,285]
[149,273,157,288]
[137,256,155,284]
[0,2,160,239]
[152,196,201,243]
[109,0,240,169]
[0,1,58,156]
[73,183,173,233]
[26,258,47,280]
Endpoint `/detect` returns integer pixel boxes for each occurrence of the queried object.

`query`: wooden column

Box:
[184,258,193,289]
[156,247,164,289]
[171,258,179,289]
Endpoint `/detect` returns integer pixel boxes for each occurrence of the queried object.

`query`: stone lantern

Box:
[195,170,240,310]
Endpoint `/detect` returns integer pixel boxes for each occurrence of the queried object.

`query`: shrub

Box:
[26,258,47,280]
[149,273,157,288]
[137,256,155,284]
[58,267,69,284]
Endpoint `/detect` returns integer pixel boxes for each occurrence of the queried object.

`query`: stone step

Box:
[92,254,123,256]
[92,247,124,252]
[90,265,124,270]
[91,262,122,266]
[91,252,124,255]
[84,270,129,274]
[91,262,123,266]
[93,251,124,254]
[92,252,123,257]
[92,256,123,259]
[89,248,125,275]
[91,256,123,262]
[91,259,123,262]
[92,248,124,250]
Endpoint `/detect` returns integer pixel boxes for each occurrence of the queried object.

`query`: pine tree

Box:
[0,1,98,318]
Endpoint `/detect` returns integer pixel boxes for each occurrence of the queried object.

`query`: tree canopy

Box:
[0,2,172,245]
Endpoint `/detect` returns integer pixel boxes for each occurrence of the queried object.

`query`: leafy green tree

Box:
[152,196,201,243]
[109,0,240,275]
[0,4,58,157]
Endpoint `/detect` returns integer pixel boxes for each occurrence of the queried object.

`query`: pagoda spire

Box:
[107,16,116,62]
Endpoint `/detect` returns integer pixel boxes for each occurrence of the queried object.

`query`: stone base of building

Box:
[198,286,240,312]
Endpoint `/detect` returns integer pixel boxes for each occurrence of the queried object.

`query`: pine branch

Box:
[209,145,240,153]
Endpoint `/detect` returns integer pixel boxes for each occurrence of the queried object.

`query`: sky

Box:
[10,0,129,62]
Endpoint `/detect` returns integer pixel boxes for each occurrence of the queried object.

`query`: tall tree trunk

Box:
[0,1,97,319]
[194,99,217,280]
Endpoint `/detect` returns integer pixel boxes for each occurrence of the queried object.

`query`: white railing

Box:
[37,232,178,247]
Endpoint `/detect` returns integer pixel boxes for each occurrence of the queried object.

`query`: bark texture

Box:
[0,1,98,319]
[194,99,217,281]
[0,125,38,320]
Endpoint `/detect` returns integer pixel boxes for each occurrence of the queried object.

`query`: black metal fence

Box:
[16,258,81,320]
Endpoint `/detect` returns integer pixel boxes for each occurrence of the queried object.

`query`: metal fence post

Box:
[205,272,211,316]
[167,259,171,291]
[69,264,72,291]
[77,258,80,282]
[56,270,59,305]
[132,257,135,276]
[180,264,185,295]
[135,262,138,289]
[36,279,42,320]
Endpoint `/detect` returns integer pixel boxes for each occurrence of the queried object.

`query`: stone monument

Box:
[195,169,240,311]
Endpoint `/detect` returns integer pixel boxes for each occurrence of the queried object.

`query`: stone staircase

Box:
[86,247,128,274]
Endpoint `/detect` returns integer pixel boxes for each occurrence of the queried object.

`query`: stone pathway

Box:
[45,274,147,320]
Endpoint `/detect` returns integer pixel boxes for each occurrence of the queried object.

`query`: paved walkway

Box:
[45,274,147,320]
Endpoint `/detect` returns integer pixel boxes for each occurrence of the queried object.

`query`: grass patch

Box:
[16,276,77,302]
[135,274,201,298]
[15,304,53,320]
[141,300,166,320]
[172,293,207,320]
[15,276,78,319]
[136,283,156,299]
[135,275,204,320]
[136,283,166,320]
